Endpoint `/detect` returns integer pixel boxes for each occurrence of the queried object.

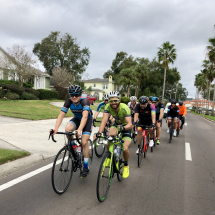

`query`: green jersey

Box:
[104,103,131,125]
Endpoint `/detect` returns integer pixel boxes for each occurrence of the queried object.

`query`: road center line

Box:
[0,157,67,192]
[185,142,192,161]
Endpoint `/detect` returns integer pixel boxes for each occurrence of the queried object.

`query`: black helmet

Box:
[68,85,82,95]
[179,101,183,106]
[171,99,177,104]
[149,96,153,101]
[152,97,159,102]
[139,96,148,104]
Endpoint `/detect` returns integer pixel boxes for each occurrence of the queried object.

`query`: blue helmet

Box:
[152,97,159,102]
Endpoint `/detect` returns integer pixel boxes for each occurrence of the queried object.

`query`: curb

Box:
[191,112,215,123]
[0,153,45,179]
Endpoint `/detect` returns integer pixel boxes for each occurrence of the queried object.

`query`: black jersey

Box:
[167,105,179,118]
[134,103,156,120]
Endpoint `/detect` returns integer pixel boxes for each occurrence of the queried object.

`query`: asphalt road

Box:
[0,113,215,215]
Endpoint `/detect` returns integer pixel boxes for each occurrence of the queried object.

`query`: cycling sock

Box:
[71,141,75,146]
[84,158,89,169]
[124,161,128,166]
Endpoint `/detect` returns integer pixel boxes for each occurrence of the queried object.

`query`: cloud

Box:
[1,0,215,97]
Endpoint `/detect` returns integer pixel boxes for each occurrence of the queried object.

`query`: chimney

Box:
[109,75,112,83]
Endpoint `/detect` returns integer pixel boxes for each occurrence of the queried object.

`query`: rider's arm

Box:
[159,109,164,120]
[124,116,132,130]
[151,104,156,124]
[134,113,139,122]
[98,112,109,133]
[53,111,66,134]
[94,111,99,120]
[183,106,187,117]
[78,110,88,131]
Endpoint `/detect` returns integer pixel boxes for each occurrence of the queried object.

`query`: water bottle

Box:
[76,145,82,153]
[71,141,77,150]
[114,146,121,161]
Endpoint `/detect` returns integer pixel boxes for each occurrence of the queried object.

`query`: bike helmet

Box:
[130,96,137,101]
[68,85,82,95]
[139,96,148,104]
[108,91,121,98]
[149,96,153,101]
[103,94,109,100]
[171,99,177,104]
[179,101,183,106]
[152,97,159,102]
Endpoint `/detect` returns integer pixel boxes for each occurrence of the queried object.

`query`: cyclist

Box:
[134,96,156,154]
[167,99,179,137]
[51,85,93,178]
[96,91,132,178]
[152,97,164,145]
[127,96,138,122]
[148,96,153,104]
[178,101,187,130]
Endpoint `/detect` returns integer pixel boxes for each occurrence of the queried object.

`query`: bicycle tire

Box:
[169,123,173,143]
[138,137,144,167]
[133,132,137,144]
[177,122,180,137]
[51,147,74,194]
[144,137,148,158]
[117,152,124,182]
[97,152,113,202]
[94,137,105,158]
[88,139,94,169]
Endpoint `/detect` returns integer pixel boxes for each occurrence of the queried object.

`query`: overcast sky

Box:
[1,0,215,97]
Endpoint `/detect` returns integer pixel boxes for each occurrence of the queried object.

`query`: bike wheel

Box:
[144,137,148,158]
[51,147,74,194]
[94,137,105,158]
[117,152,124,182]
[97,152,113,202]
[177,124,180,137]
[138,137,144,167]
[88,139,94,169]
[133,131,137,144]
[169,124,173,143]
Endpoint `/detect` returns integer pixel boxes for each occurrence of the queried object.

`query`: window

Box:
[103,84,105,89]
[93,84,96,87]
[117,85,119,91]
[106,84,108,89]
[82,93,87,97]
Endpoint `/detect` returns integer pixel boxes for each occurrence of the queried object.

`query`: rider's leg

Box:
[149,127,153,139]
[137,128,142,146]
[65,119,76,143]
[81,134,90,159]
[156,121,161,139]
[173,118,177,130]
[168,118,172,127]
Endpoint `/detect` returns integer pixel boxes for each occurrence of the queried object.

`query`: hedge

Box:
[37,89,59,100]
[121,97,130,104]
[4,84,25,96]
[54,85,69,100]
[25,88,40,98]
[22,92,37,100]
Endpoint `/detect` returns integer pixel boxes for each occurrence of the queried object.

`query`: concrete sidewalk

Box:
[0,102,101,178]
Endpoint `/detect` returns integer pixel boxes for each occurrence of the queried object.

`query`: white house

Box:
[0,46,50,89]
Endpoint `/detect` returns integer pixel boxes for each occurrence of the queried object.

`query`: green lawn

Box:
[0,148,30,165]
[0,100,98,120]
[190,110,215,121]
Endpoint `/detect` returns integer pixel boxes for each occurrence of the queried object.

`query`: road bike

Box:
[137,125,154,167]
[93,120,111,158]
[96,132,124,202]
[131,124,137,144]
[49,130,93,194]
[176,119,180,137]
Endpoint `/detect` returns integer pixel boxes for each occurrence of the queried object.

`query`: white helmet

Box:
[103,94,108,100]
[130,96,137,101]
[108,91,121,98]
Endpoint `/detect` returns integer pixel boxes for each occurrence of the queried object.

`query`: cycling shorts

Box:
[111,122,132,141]
[137,118,152,130]
[69,117,92,135]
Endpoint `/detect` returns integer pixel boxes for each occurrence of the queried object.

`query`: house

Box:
[0,46,50,89]
[184,100,214,110]
[83,75,128,100]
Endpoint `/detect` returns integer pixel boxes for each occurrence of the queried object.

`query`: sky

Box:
[1,0,215,98]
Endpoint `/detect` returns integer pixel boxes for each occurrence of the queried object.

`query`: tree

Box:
[33,31,90,76]
[0,44,38,87]
[157,41,177,102]
[52,67,74,86]
[103,69,113,78]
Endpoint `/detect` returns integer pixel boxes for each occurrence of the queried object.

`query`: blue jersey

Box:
[61,98,93,120]
[96,101,106,112]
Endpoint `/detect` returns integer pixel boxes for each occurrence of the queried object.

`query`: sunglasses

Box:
[109,99,120,103]
[172,102,176,104]
[152,102,157,104]
[70,93,81,98]
[104,100,109,102]
[140,103,147,105]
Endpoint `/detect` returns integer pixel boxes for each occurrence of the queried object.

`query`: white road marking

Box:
[185,123,187,126]
[0,157,67,192]
[185,142,192,161]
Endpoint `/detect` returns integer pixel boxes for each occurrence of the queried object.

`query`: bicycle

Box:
[96,132,125,202]
[176,119,180,137]
[48,130,93,194]
[93,120,111,158]
[131,124,137,144]
[137,125,154,167]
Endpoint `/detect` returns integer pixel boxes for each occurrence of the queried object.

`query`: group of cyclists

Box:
[51,84,187,179]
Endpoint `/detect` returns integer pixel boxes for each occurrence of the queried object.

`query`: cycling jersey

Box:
[127,102,139,117]
[134,103,156,120]
[61,98,93,120]
[155,103,164,120]
[97,101,106,112]
[167,105,179,118]
[177,105,187,116]
[104,103,131,125]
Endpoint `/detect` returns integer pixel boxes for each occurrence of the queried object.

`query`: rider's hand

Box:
[77,129,82,138]
[50,128,58,136]
[157,119,162,123]
[152,123,156,129]
[96,132,102,138]
[117,125,125,132]
[133,121,137,125]
[93,118,96,124]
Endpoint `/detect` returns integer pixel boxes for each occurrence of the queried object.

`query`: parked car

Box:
[81,93,96,105]
[163,102,179,118]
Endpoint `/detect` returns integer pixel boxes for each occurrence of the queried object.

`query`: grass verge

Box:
[190,110,215,121]
[0,148,30,165]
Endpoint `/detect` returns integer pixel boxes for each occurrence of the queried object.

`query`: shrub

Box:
[0,80,19,86]
[54,85,69,100]
[25,88,40,98]
[4,84,25,96]
[6,92,20,100]
[37,89,59,100]
[23,82,34,88]
[22,92,37,100]
[121,97,130,104]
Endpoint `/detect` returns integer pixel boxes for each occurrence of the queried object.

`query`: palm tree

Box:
[206,37,215,115]
[157,41,177,102]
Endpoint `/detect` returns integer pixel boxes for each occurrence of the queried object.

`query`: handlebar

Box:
[48,129,81,144]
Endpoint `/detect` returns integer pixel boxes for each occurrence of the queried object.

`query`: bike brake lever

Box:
[49,129,57,142]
